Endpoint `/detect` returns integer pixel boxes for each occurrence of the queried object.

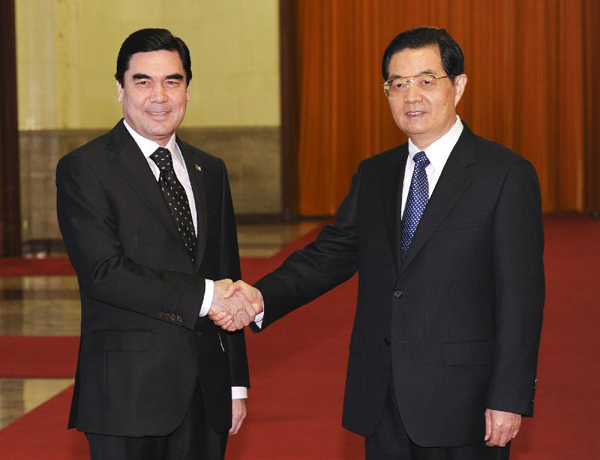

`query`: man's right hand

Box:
[209,279,257,331]
[208,280,264,331]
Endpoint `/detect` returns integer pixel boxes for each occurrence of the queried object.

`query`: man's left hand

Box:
[230,399,247,435]
[484,409,521,447]
[209,279,257,331]
[209,281,264,331]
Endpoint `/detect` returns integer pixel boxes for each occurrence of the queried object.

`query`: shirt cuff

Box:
[254,310,264,328]
[232,386,248,399]
[199,279,214,317]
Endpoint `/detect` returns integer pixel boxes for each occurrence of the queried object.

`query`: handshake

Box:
[208,280,264,331]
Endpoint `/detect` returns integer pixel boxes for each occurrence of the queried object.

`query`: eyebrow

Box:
[388,69,437,80]
[132,73,151,80]
[131,73,184,81]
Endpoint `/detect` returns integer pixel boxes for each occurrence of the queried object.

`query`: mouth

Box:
[146,110,170,118]
[405,111,426,117]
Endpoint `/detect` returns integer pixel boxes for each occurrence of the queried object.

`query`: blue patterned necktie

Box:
[150,147,197,262]
[401,151,430,260]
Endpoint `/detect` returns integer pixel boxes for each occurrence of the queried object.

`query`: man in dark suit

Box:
[215,27,545,459]
[56,28,259,460]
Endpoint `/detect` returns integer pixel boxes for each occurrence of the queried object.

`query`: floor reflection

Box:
[0,276,81,336]
[0,378,73,429]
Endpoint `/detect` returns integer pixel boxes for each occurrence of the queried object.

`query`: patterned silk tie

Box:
[150,147,197,262]
[401,151,430,260]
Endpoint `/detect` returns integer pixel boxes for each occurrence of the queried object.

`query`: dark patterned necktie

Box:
[150,147,196,262]
[401,151,430,260]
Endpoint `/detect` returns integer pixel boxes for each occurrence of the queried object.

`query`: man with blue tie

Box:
[216,26,545,459]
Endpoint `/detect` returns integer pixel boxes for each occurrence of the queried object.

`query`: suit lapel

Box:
[400,125,477,275]
[381,146,408,276]
[178,138,207,273]
[106,121,185,251]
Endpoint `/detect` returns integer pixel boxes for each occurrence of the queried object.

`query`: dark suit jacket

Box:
[56,120,249,437]
[253,123,544,447]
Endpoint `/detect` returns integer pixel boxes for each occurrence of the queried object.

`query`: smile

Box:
[147,111,170,117]
[406,111,425,117]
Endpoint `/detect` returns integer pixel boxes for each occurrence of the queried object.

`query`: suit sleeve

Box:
[56,154,206,330]
[487,159,545,416]
[252,163,363,331]
[217,161,250,388]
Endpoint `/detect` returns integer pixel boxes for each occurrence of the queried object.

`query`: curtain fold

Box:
[294,0,600,215]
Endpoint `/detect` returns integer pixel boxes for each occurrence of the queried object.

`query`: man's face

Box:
[386,46,467,150]
[117,50,190,146]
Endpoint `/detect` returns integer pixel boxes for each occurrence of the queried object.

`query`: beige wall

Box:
[16,0,280,130]
[16,0,282,243]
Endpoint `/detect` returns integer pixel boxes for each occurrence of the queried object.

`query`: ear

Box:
[453,74,467,106]
[186,84,190,102]
[116,80,124,103]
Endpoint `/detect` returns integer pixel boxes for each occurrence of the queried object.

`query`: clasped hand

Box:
[208,280,264,331]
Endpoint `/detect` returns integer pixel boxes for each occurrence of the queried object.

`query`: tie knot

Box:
[150,147,174,171]
[413,151,430,169]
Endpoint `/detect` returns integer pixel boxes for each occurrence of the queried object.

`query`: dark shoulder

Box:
[59,120,127,166]
[472,131,528,167]
[55,132,118,180]
[61,131,113,162]
[358,143,407,171]
[464,128,540,185]
[177,138,225,172]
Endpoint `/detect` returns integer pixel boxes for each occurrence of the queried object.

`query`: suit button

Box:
[384,337,391,346]
[158,311,164,318]
[170,314,176,321]
[177,315,182,322]
[394,290,403,298]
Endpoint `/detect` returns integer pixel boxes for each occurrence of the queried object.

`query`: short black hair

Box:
[381,26,464,83]
[115,28,192,85]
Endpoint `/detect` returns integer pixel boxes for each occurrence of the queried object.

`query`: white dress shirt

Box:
[123,120,246,399]
[401,115,464,217]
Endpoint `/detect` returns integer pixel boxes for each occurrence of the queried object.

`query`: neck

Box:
[410,117,457,150]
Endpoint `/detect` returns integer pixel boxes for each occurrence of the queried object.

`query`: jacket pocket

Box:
[86,328,153,352]
[441,340,494,366]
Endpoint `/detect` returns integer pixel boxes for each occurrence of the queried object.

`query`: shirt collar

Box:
[408,115,464,171]
[123,119,183,166]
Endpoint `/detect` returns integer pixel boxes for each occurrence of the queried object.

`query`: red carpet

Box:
[506,214,600,460]
[0,387,87,460]
[0,336,79,378]
[0,214,599,459]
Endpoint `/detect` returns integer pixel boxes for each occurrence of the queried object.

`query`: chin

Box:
[401,124,428,136]
[146,124,172,135]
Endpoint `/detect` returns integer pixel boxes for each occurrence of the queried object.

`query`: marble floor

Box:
[0,221,321,431]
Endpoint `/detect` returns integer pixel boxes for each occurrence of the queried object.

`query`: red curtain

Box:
[293,0,600,215]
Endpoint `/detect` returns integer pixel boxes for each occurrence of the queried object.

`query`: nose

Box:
[403,82,422,103]
[150,84,167,103]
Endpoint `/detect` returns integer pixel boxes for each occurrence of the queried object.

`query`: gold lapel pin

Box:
[195,164,202,171]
